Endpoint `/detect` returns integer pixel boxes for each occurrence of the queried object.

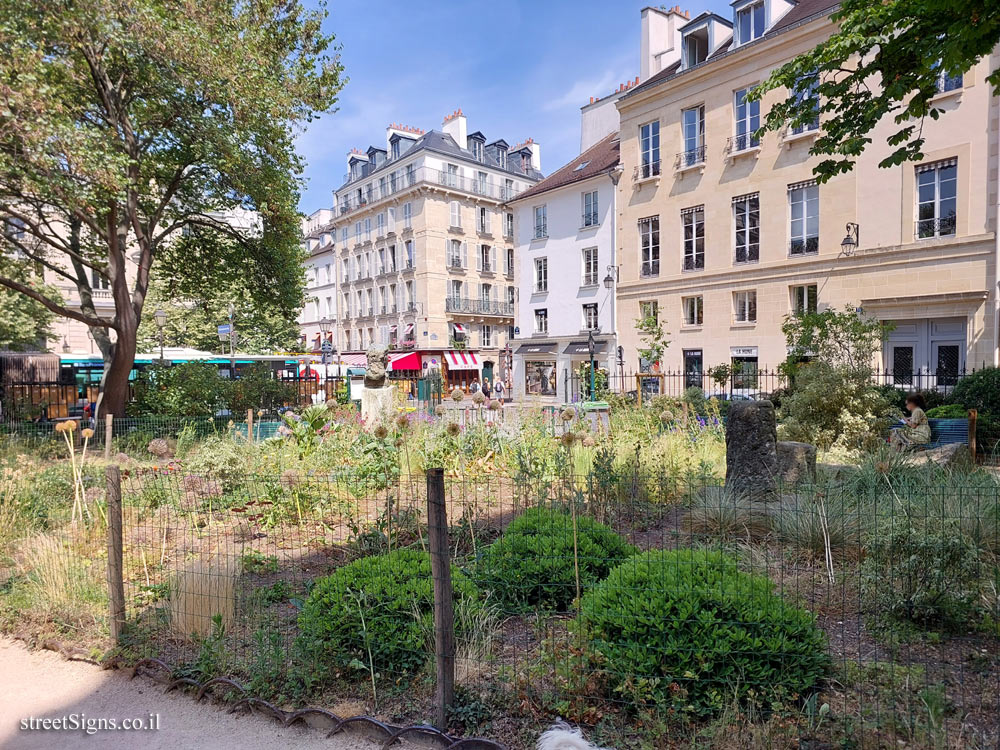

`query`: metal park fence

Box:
[563,366,976,404]
[89,465,1000,748]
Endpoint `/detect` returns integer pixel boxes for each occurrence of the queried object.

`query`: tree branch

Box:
[0,274,116,328]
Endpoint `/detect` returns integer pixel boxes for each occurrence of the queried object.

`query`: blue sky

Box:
[296,0,732,212]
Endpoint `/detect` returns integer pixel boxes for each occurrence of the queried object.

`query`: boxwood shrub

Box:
[297,548,479,678]
[578,548,829,717]
[476,506,636,612]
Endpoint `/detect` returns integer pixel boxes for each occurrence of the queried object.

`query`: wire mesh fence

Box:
[99,465,1000,748]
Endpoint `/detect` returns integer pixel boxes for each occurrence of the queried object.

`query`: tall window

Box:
[406,280,414,309]
[476,171,488,195]
[639,216,660,277]
[533,205,547,239]
[582,247,599,286]
[639,300,658,323]
[340,227,348,247]
[733,194,760,263]
[934,62,963,93]
[91,267,109,290]
[733,290,757,323]
[446,163,459,187]
[534,308,548,334]
[733,87,760,151]
[448,239,465,268]
[477,207,491,234]
[504,212,514,237]
[481,324,493,347]
[582,190,599,226]
[504,178,514,201]
[479,244,492,272]
[681,106,705,166]
[449,280,463,302]
[791,74,820,134]
[916,160,957,238]
[789,182,819,254]
[506,285,515,307]
[480,283,492,303]
[471,139,484,162]
[354,221,362,243]
[406,164,415,185]
[583,303,599,331]
[736,1,765,44]
[534,257,548,293]
[450,201,461,228]
[506,247,514,276]
[403,202,412,228]
[682,296,703,326]
[791,284,818,315]
[682,206,705,271]
[405,240,414,268]
[640,120,660,178]
[364,217,371,241]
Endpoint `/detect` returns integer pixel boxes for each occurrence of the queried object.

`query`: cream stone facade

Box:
[314,112,542,386]
[615,0,1000,389]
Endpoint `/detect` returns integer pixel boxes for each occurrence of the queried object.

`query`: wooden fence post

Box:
[247,408,254,442]
[426,468,454,729]
[103,413,113,461]
[105,465,126,641]
[968,409,978,462]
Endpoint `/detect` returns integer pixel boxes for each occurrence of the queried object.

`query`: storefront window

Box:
[525,360,557,396]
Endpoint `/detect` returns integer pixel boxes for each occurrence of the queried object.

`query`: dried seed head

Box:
[446,422,461,437]
[560,407,577,422]
[373,424,389,440]
[81,428,95,439]
[451,388,465,402]
[472,391,487,405]
[560,431,577,447]
[395,413,410,429]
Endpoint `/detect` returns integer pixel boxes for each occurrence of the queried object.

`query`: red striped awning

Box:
[339,353,367,367]
[388,352,421,371]
[445,350,480,371]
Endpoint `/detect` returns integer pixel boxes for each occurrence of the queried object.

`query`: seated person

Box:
[890,393,931,451]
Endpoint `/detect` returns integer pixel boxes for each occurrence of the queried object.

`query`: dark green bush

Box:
[578,548,829,718]
[297,548,479,678]
[227,363,296,413]
[861,518,983,629]
[948,368,1000,415]
[476,506,636,611]
[925,404,968,418]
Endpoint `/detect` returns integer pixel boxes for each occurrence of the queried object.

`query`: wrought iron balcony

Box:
[445,297,514,316]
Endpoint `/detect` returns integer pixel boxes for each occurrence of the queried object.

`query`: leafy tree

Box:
[779,307,895,451]
[0,0,343,414]
[0,262,60,350]
[635,313,669,371]
[136,265,301,356]
[753,0,1000,181]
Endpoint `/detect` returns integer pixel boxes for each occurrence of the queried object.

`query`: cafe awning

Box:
[444,350,480,371]
[387,352,421,371]
[339,353,368,367]
[563,340,608,355]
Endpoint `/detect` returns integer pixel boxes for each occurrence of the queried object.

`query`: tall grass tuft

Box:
[16,533,105,621]
[169,555,240,640]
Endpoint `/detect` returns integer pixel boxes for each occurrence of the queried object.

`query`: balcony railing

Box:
[335,166,527,218]
[789,236,819,256]
[726,133,760,154]
[445,297,514,316]
[916,216,957,240]
[675,145,706,170]
[633,161,661,181]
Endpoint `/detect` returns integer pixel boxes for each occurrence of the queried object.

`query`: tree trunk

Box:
[100,321,136,417]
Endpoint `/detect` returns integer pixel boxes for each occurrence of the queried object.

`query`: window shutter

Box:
[462,241,468,268]
[476,245,483,271]
[491,246,497,272]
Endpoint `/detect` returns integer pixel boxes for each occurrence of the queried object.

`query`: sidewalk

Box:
[0,638,383,750]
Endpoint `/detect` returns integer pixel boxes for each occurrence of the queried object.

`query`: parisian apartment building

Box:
[509,133,622,402]
[300,113,543,389]
[612,0,1000,389]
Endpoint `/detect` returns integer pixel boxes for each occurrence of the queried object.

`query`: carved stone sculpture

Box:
[364,346,389,388]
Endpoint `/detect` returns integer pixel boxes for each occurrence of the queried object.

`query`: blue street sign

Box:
[217,324,232,336]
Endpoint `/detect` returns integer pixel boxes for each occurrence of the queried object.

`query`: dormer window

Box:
[735,1,765,45]
[391,139,400,159]
[497,147,507,169]
[685,30,708,66]
[471,139,484,162]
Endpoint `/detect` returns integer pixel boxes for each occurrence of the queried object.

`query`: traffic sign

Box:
[321,339,333,353]
[217,324,232,336]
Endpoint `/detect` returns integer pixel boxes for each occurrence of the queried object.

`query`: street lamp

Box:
[587,328,596,401]
[603,265,618,290]
[318,317,332,366]
[841,222,860,256]
[153,308,167,362]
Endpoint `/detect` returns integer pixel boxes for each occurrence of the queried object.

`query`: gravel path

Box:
[0,638,384,750]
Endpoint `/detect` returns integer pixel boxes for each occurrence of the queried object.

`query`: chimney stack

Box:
[441,109,467,150]
[640,5,688,81]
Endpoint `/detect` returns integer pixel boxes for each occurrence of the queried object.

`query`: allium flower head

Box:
[373,424,389,440]
[560,407,577,422]
[560,431,577,447]
[81,428,95,439]
[472,391,486,405]
[451,388,465,402]
[395,413,410,429]
[446,422,461,437]
[488,399,501,411]
[582,435,596,447]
